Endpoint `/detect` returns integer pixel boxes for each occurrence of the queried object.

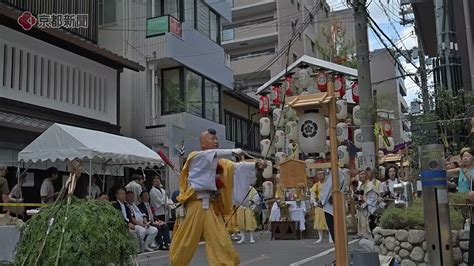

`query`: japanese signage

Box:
[17,11,88,31]
[146,15,182,38]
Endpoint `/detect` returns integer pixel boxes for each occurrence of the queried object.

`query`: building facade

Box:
[98,0,259,192]
[222,0,331,95]
[0,0,143,201]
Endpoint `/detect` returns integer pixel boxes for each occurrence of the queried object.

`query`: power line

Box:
[375,0,410,52]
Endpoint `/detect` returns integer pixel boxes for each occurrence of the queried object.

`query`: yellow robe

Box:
[310,182,328,231]
[170,152,240,266]
[236,187,258,232]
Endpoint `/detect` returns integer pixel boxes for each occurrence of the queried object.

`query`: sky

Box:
[326,0,421,105]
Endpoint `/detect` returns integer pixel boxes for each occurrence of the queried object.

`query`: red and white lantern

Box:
[351,81,359,103]
[270,83,282,105]
[259,94,270,115]
[316,71,328,92]
[334,75,346,97]
[282,75,294,96]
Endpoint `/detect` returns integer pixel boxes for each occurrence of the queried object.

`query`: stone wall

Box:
[373,227,471,266]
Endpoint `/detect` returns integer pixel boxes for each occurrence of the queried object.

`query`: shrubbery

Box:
[15,198,136,265]
[379,193,468,230]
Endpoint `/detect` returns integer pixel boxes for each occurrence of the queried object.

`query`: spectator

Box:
[357,169,380,235]
[125,191,158,252]
[108,177,124,202]
[138,191,171,250]
[87,175,101,199]
[97,192,109,202]
[8,175,25,217]
[381,165,400,198]
[40,167,59,203]
[112,188,141,251]
[125,175,144,205]
[0,165,10,213]
[149,176,168,222]
[458,147,474,193]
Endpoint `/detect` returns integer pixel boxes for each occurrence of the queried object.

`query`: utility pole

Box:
[354,0,376,170]
[416,25,430,112]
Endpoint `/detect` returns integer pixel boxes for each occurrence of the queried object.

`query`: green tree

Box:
[314,19,357,68]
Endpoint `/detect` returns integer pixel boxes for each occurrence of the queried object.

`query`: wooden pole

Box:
[328,74,349,265]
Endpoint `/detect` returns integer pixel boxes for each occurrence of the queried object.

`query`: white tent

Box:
[18,123,163,195]
[18,123,162,165]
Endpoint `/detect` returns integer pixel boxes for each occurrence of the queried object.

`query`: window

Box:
[204,79,220,122]
[224,111,260,152]
[99,0,116,25]
[161,67,221,122]
[197,0,210,37]
[185,69,202,117]
[210,11,219,43]
[162,68,183,114]
[222,28,235,42]
[184,0,195,27]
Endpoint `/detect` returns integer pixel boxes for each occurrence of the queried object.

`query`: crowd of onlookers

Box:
[0,166,173,254]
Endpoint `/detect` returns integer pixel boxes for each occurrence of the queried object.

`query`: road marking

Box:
[289,239,359,266]
[241,255,270,265]
[134,254,169,263]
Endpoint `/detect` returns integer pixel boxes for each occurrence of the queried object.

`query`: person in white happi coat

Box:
[319,168,347,244]
[150,176,169,222]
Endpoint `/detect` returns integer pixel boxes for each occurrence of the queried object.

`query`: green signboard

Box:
[146,16,169,38]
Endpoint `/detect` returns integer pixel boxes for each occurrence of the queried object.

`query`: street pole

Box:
[328,75,349,266]
[415,24,430,113]
[419,144,454,265]
[354,0,376,170]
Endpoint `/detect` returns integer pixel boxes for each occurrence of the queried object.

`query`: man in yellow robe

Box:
[236,185,260,244]
[169,129,266,266]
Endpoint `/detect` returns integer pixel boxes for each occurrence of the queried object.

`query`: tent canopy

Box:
[18,123,163,166]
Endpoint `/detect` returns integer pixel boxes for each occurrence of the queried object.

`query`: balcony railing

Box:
[222,19,277,42]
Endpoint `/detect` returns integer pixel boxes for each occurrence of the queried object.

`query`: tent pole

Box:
[89,159,92,198]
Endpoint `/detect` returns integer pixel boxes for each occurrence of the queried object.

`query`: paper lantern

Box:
[351,81,359,103]
[325,117,329,136]
[316,72,328,92]
[260,139,271,157]
[336,99,348,120]
[297,109,327,154]
[336,122,349,142]
[288,141,299,159]
[334,75,346,97]
[270,83,282,105]
[387,137,395,151]
[260,117,271,136]
[262,160,273,179]
[295,67,312,89]
[325,140,331,154]
[275,152,287,165]
[338,145,349,166]
[355,151,363,170]
[262,181,274,198]
[259,94,270,115]
[283,106,297,120]
[273,108,285,127]
[383,120,393,137]
[305,159,317,178]
[274,130,286,148]
[353,105,361,126]
[286,121,298,141]
[354,129,363,149]
[282,75,294,96]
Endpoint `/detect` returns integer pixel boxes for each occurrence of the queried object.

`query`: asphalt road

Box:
[133,232,360,266]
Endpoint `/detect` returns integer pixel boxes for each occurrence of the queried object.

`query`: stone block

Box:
[401,259,416,266]
[463,252,468,263]
[396,230,409,242]
[458,230,470,240]
[401,242,413,251]
[373,227,382,235]
[385,236,397,251]
[459,241,469,251]
[422,241,426,250]
[395,246,401,253]
[424,253,428,263]
[408,230,425,244]
[381,229,397,237]
[410,246,425,262]
[399,249,410,259]
[380,244,388,255]
[374,234,383,245]
[453,247,462,264]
